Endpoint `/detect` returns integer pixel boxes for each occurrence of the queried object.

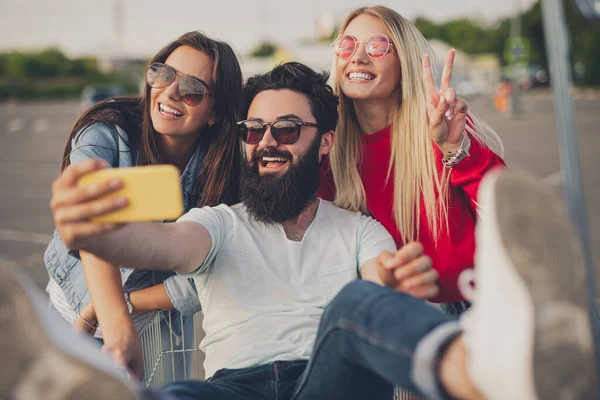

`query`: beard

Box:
[239,135,322,224]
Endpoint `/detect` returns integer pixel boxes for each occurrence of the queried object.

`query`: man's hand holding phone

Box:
[50,160,183,250]
[51,160,127,249]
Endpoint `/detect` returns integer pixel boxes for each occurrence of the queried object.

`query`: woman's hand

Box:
[102,321,145,382]
[72,302,98,336]
[50,159,127,249]
[423,49,469,156]
[375,242,439,300]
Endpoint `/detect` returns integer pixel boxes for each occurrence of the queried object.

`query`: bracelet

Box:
[442,133,471,168]
[124,292,134,314]
[77,313,98,330]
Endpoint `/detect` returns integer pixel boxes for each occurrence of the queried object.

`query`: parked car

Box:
[502,65,550,90]
[455,79,485,98]
[79,85,124,113]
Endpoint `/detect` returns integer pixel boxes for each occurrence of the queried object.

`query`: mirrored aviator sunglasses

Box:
[145,62,213,106]
[237,119,319,145]
[331,33,394,60]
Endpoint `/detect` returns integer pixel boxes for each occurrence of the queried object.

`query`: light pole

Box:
[541,0,600,388]
[257,0,271,41]
[510,0,522,116]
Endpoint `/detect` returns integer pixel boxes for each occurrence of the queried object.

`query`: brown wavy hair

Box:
[61,31,243,207]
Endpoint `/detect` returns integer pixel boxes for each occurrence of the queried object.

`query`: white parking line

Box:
[32,118,49,133]
[541,171,563,186]
[0,229,53,245]
[8,118,24,133]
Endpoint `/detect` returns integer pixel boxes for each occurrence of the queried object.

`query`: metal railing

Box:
[140,310,204,388]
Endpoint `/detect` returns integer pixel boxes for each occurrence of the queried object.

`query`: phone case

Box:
[78,164,184,222]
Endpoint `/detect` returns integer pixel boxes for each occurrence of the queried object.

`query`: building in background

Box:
[428,39,501,97]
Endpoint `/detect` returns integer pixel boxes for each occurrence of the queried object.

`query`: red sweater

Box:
[319,125,506,302]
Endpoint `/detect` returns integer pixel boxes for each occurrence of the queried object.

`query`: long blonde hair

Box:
[330,6,504,244]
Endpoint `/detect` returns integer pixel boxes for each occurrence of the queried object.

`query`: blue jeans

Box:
[291,281,460,400]
[145,281,461,400]
[150,360,307,400]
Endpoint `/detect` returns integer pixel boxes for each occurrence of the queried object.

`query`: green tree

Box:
[0,53,7,76]
[444,19,494,54]
[564,0,600,84]
[413,0,600,85]
[414,17,444,40]
[250,41,277,58]
[69,57,101,78]
[5,52,36,78]
[35,48,70,77]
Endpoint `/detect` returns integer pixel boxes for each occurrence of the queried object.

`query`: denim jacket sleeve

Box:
[69,122,126,167]
[163,274,202,316]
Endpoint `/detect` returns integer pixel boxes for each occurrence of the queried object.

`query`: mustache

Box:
[250,147,292,164]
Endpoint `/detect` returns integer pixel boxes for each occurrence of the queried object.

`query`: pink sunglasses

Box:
[331,33,395,60]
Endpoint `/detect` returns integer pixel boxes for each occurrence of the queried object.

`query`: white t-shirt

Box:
[177,199,396,378]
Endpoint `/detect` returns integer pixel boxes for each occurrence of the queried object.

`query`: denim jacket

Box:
[44,122,221,321]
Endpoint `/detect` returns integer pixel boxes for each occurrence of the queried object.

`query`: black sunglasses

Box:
[145,62,215,106]
[237,119,320,145]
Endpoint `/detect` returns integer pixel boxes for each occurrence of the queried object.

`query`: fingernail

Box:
[114,197,126,206]
[109,179,121,189]
[440,96,446,105]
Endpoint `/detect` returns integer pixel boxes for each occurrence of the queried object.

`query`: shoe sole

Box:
[0,260,139,400]
[491,171,597,400]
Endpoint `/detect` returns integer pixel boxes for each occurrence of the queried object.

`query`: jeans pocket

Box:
[318,262,358,303]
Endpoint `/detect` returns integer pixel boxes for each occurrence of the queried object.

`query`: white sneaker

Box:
[0,259,140,400]
[458,170,597,400]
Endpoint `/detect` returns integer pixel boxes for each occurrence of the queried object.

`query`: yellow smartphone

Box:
[79,164,184,222]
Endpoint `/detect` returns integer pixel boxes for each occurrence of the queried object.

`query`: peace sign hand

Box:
[423,49,469,155]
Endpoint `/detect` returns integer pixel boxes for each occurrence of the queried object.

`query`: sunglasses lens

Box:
[179,77,207,106]
[272,121,300,144]
[240,121,265,143]
[366,34,391,59]
[146,63,174,88]
[333,35,357,59]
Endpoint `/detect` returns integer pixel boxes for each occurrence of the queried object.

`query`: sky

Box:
[0,0,537,59]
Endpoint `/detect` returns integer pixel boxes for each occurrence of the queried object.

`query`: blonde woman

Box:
[320,5,506,310]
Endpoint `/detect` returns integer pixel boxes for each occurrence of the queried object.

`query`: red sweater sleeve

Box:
[436,117,507,210]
